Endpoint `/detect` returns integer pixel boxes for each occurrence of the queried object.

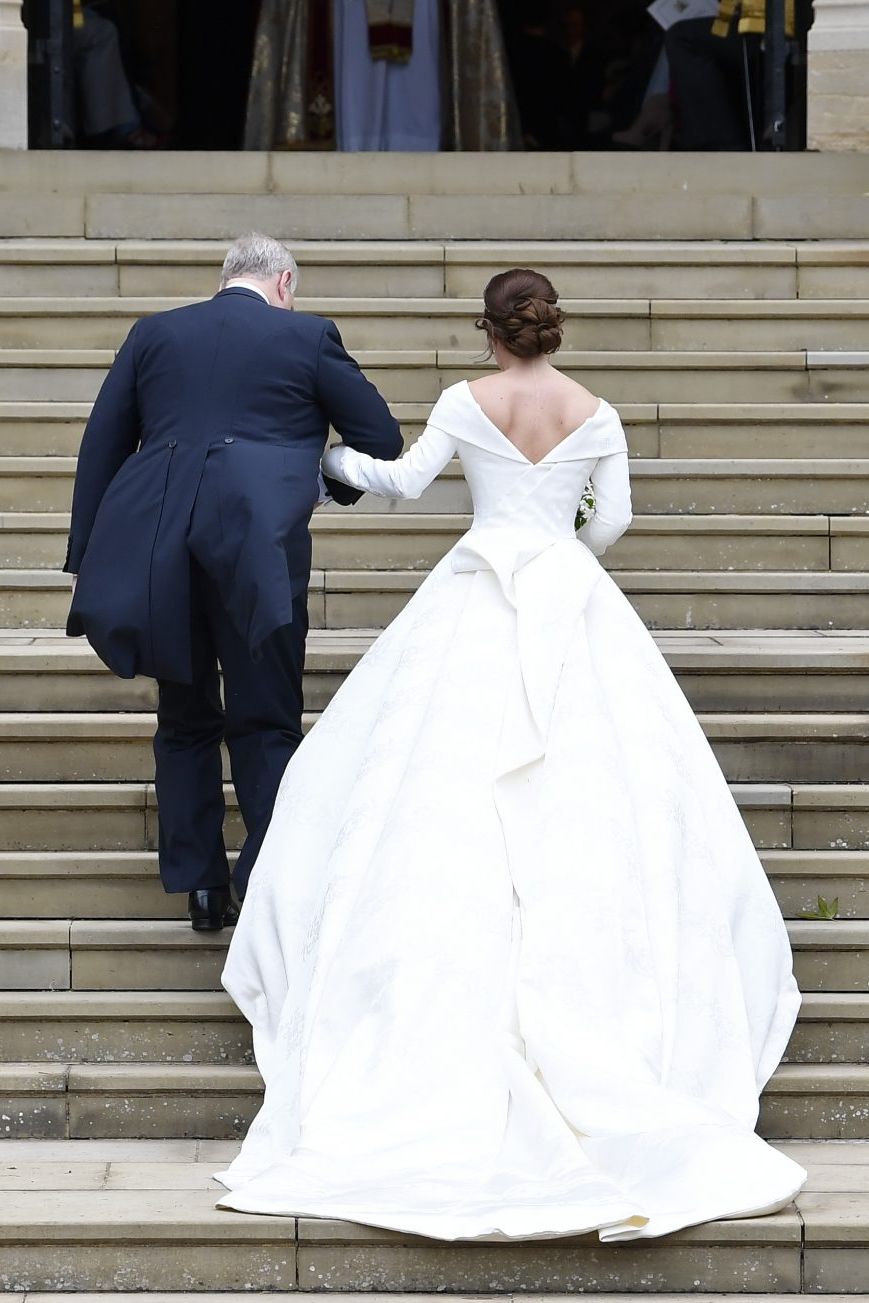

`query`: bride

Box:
[215,269,806,1241]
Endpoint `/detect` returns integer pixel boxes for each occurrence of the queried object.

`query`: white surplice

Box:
[333,0,441,152]
[216,381,806,1241]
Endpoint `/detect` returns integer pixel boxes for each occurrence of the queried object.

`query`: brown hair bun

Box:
[475,268,565,359]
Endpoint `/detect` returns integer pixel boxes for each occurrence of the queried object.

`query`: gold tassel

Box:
[713,0,795,38]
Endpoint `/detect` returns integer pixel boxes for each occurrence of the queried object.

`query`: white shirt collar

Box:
[224,279,270,305]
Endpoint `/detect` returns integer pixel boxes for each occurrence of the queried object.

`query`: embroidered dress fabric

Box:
[216,382,806,1241]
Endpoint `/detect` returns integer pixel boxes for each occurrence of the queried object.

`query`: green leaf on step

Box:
[799,893,841,920]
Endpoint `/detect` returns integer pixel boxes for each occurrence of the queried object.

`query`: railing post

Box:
[45,0,73,147]
[764,0,789,148]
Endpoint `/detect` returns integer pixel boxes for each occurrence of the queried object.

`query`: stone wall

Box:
[808,0,869,150]
[0,0,27,149]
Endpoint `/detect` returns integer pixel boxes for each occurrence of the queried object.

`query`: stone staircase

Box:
[1,152,869,1291]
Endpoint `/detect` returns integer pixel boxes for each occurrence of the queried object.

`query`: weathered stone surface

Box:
[657,404,869,459]
[802,1190,869,1290]
[297,1221,801,1293]
[2,1138,869,1292]
[410,194,755,241]
[67,1064,261,1139]
[786,995,869,1065]
[70,921,228,992]
[87,194,410,241]
[808,49,869,151]
[0,991,250,1064]
[757,196,869,240]
[0,1241,296,1292]
[0,1065,67,1139]
[765,850,869,919]
[0,1161,107,1190]
[0,197,84,239]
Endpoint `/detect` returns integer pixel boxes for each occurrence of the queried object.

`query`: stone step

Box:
[8,185,869,242]
[1,998,863,1100]
[2,848,866,922]
[627,463,869,518]
[0,238,801,300]
[0,511,859,573]
[311,512,858,576]
[0,991,251,1063]
[4,1294,856,1303]
[2,460,869,518]
[3,297,869,353]
[7,569,869,632]
[0,296,644,353]
[0,399,443,457]
[3,147,869,197]
[0,987,861,1070]
[444,241,869,303]
[653,403,869,459]
[2,347,868,405]
[0,780,860,855]
[1,918,865,995]
[0,711,864,784]
[0,982,864,1064]
[767,849,869,919]
[0,239,452,301]
[317,569,869,632]
[2,629,866,714]
[4,235,869,300]
[0,1138,847,1292]
[1,1056,868,1147]
[615,573,869,633]
[2,400,868,460]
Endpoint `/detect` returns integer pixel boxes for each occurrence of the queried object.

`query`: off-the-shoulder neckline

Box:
[461,381,607,467]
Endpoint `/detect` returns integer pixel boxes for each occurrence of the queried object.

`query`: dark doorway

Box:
[25,0,810,152]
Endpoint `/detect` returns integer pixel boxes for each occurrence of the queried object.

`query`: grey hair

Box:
[219,233,299,292]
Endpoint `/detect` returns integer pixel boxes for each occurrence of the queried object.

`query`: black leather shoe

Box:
[188,888,239,932]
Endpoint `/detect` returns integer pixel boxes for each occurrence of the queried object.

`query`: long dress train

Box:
[216,381,806,1241]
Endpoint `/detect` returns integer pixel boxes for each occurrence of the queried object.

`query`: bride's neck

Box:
[494,349,552,376]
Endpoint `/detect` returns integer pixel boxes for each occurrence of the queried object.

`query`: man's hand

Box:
[315,469,333,510]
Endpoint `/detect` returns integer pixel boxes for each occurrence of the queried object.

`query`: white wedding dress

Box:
[216,381,806,1241]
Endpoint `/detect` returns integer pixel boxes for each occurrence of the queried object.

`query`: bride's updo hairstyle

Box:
[476,268,565,359]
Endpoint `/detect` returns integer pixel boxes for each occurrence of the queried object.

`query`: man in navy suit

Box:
[65,233,403,929]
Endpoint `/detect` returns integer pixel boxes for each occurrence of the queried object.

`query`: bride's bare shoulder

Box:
[467,374,499,399]
[554,372,603,424]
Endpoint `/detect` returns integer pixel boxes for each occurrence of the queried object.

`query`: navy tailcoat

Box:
[65,287,403,682]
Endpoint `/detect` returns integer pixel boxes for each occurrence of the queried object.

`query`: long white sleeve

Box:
[576,450,633,557]
[321,424,457,500]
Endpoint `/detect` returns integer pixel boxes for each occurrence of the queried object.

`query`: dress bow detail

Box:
[450,525,572,607]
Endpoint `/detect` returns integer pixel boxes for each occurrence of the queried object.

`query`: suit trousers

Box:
[154,558,308,898]
[666,19,757,151]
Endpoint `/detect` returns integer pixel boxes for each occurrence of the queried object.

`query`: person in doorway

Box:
[333,0,441,151]
[74,1,157,147]
[664,0,795,150]
[507,1,571,150]
[244,0,521,150]
[557,4,606,149]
